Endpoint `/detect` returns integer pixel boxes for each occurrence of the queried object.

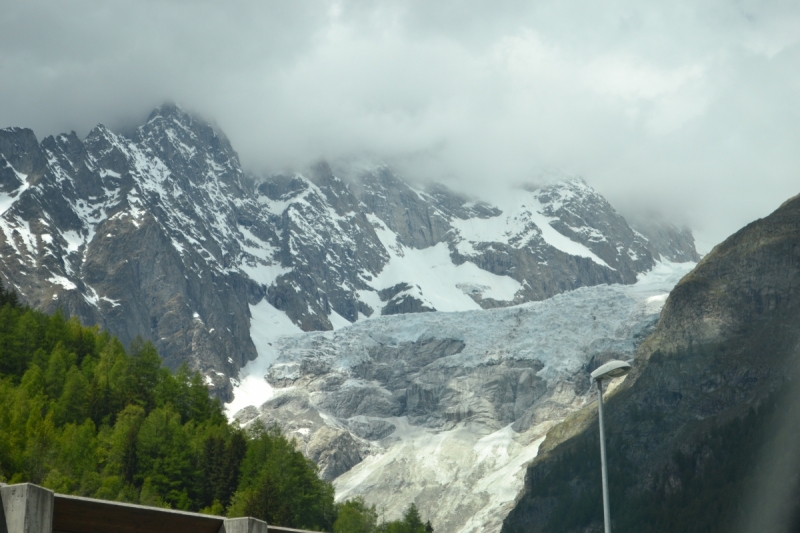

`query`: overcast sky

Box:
[2,0,799,250]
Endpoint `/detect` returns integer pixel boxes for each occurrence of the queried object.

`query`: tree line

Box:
[0,280,433,532]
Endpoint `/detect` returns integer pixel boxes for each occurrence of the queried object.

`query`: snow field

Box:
[224,300,303,417]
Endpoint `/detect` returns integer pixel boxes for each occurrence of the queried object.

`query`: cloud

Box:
[1,0,799,248]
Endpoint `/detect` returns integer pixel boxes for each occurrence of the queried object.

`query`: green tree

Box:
[127,338,161,411]
[229,422,336,530]
[53,366,89,425]
[135,406,193,509]
[43,419,98,494]
[403,503,425,532]
[334,497,378,533]
[380,503,431,533]
[106,405,146,481]
[44,343,69,398]
[0,284,339,520]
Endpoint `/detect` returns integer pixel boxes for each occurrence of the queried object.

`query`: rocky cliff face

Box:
[502,193,800,533]
[0,104,697,401]
[0,111,263,398]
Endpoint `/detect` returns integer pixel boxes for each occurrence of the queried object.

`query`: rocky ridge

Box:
[0,105,698,400]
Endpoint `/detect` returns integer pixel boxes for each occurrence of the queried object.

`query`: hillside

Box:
[0,283,336,529]
[502,193,800,533]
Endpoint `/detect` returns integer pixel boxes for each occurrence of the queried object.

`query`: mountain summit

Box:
[0,105,697,398]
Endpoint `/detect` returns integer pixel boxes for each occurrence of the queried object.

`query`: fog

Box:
[2,0,799,249]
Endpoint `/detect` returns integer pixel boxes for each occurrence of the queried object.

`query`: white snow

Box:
[333,417,552,533]
[61,230,83,253]
[451,187,612,268]
[224,298,304,417]
[329,310,353,330]
[0,190,23,216]
[16,218,38,255]
[83,285,100,307]
[371,242,522,312]
[48,275,77,291]
[100,296,121,307]
[361,214,522,314]
[0,162,30,215]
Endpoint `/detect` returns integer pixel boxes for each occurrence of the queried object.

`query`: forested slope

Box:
[0,280,335,530]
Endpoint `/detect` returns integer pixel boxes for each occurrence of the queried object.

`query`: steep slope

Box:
[629,217,700,263]
[502,193,800,533]
[228,261,695,533]
[0,105,698,400]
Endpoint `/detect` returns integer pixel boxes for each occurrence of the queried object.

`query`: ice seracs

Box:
[230,260,695,533]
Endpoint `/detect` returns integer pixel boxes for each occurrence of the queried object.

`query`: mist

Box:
[2,0,799,249]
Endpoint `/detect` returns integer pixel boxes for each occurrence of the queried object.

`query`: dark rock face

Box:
[502,193,800,533]
[348,167,453,249]
[378,284,435,315]
[0,107,263,399]
[0,104,697,401]
[629,217,701,263]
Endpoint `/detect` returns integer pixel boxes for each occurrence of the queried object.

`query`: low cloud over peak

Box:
[2,0,799,248]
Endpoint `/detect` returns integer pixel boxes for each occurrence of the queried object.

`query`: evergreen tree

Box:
[334,497,378,533]
[228,422,336,530]
[0,283,336,531]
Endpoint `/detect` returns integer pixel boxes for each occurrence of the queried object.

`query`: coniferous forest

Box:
[0,281,433,532]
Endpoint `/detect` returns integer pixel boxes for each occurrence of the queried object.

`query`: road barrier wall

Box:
[0,483,321,533]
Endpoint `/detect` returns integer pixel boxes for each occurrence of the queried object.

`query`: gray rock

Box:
[629,217,702,262]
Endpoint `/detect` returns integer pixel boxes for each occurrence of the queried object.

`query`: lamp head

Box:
[590,360,632,381]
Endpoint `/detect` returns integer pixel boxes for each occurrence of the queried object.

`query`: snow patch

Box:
[451,188,612,268]
[329,310,353,330]
[61,230,83,253]
[371,243,521,312]
[0,162,30,215]
[224,299,304,417]
[48,275,77,291]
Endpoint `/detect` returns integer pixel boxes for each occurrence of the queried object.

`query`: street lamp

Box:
[590,360,632,533]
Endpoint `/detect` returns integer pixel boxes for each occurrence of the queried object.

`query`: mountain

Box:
[0,109,261,399]
[0,104,697,403]
[502,193,800,533]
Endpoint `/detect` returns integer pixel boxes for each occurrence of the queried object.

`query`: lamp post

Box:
[590,360,632,533]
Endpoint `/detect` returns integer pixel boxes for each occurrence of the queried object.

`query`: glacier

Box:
[228,260,694,533]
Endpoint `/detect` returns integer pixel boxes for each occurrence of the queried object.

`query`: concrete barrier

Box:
[0,483,323,533]
[1,483,53,533]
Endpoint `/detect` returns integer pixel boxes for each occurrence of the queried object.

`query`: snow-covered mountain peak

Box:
[0,105,699,400]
